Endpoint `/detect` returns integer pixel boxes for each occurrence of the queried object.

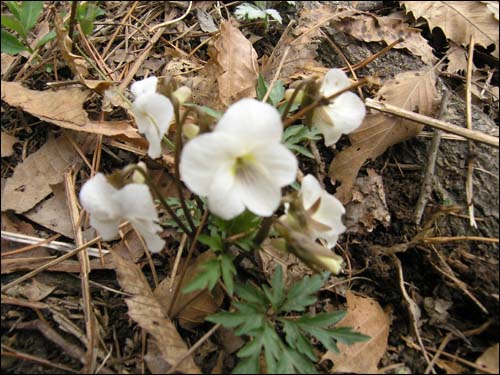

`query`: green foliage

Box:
[1,1,53,55]
[75,2,105,36]
[282,124,322,159]
[256,74,285,106]
[206,265,370,374]
[163,196,203,229]
[234,2,282,25]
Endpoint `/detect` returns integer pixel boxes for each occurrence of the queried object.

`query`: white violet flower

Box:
[300,174,346,249]
[312,69,366,146]
[79,173,165,253]
[131,76,174,159]
[180,98,298,220]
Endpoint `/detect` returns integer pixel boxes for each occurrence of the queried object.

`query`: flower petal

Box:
[79,173,121,222]
[131,76,158,97]
[301,174,322,210]
[130,218,165,253]
[320,69,351,97]
[180,132,243,196]
[132,93,174,159]
[113,184,165,253]
[327,91,366,134]
[236,164,281,217]
[215,99,283,146]
[208,163,245,220]
[113,184,159,221]
[253,143,298,187]
[89,216,121,241]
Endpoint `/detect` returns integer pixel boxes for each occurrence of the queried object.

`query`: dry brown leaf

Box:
[24,183,74,239]
[1,81,138,138]
[344,168,391,234]
[402,1,499,58]
[321,291,390,373]
[54,13,89,82]
[1,53,16,77]
[214,19,259,106]
[262,7,328,83]
[1,135,81,213]
[475,343,499,374]
[446,41,469,73]
[112,251,200,374]
[155,251,223,330]
[6,278,57,302]
[1,132,19,157]
[330,69,439,203]
[191,60,223,110]
[332,13,436,65]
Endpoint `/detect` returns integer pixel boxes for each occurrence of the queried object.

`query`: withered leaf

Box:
[1,81,138,138]
[321,291,390,373]
[330,69,439,203]
[112,252,200,374]
[331,13,436,65]
[155,251,223,330]
[1,135,81,213]
[1,132,19,157]
[403,1,499,58]
[214,19,259,106]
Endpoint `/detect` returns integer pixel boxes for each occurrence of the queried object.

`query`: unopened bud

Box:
[183,123,200,139]
[284,88,304,104]
[172,86,192,105]
[132,162,148,184]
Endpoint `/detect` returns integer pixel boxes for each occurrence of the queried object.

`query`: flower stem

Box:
[283,77,371,128]
[124,165,193,237]
[173,106,197,234]
[167,208,209,317]
[280,79,315,122]
[253,216,274,248]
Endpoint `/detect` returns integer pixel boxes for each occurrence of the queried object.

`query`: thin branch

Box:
[365,98,499,148]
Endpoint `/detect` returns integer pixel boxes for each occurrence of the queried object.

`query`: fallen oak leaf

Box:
[402,1,499,58]
[1,134,81,213]
[112,251,200,374]
[214,19,259,106]
[321,291,390,374]
[330,69,439,203]
[1,81,139,138]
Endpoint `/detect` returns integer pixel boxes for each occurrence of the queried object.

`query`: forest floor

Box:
[1,1,499,374]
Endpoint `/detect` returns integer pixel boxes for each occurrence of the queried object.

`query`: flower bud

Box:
[132,162,148,184]
[172,86,192,106]
[183,123,200,139]
[284,88,304,104]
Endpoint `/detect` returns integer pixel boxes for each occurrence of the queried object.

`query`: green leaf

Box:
[220,253,236,296]
[268,79,285,106]
[34,29,56,50]
[79,18,94,35]
[1,14,26,37]
[233,352,260,374]
[288,144,315,158]
[283,124,305,141]
[256,74,267,101]
[5,1,22,20]
[265,9,282,24]
[1,29,28,54]
[276,345,317,374]
[20,1,44,33]
[329,326,371,345]
[296,311,346,327]
[280,272,329,312]
[198,233,223,251]
[262,265,285,310]
[234,3,267,21]
[281,320,316,361]
[234,283,267,306]
[225,210,260,236]
[181,258,220,293]
[207,301,264,335]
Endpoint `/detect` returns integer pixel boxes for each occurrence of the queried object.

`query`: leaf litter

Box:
[1,1,498,374]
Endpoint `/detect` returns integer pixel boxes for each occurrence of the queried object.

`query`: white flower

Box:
[312,69,366,146]
[79,173,165,253]
[131,76,174,159]
[180,98,298,220]
[300,174,346,248]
